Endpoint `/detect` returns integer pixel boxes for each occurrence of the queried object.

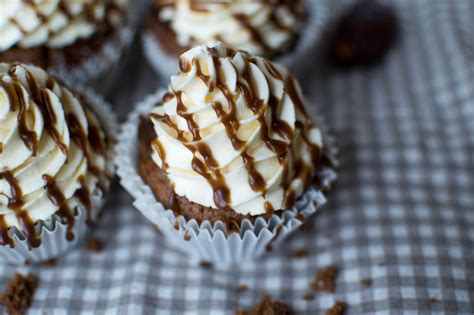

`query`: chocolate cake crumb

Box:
[0,273,38,315]
[237,284,249,293]
[86,237,104,252]
[361,278,372,287]
[251,296,292,315]
[378,261,385,266]
[199,261,213,269]
[298,221,313,232]
[302,292,314,301]
[311,266,338,292]
[24,259,32,266]
[429,297,437,304]
[235,310,249,315]
[328,0,398,67]
[183,230,191,241]
[291,249,308,258]
[43,259,57,268]
[325,300,347,315]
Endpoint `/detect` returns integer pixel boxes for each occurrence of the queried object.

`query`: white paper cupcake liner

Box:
[115,91,338,265]
[141,0,330,79]
[0,86,117,265]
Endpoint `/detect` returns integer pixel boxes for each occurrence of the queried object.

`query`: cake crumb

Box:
[43,259,57,268]
[311,266,338,292]
[0,273,38,315]
[199,261,212,269]
[252,296,292,315]
[236,296,292,315]
[184,230,191,241]
[86,236,104,252]
[237,284,248,293]
[429,297,437,304]
[361,278,372,287]
[291,249,308,258]
[302,292,314,301]
[325,300,347,315]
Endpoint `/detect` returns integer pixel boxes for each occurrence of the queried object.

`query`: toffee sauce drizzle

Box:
[43,174,75,242]
[0,170,41,248]
[0,65,104,248]
[149,47,321,212]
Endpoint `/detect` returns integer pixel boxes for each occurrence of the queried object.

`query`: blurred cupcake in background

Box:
[143,0,327,77]
[116,42,337,264]
[0,63,116,264]
[0,0,131,84]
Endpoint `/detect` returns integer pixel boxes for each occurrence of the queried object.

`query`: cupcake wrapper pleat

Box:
[116,91,338,265]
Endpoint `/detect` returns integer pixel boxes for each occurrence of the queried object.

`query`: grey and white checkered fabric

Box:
[1,0,473,314]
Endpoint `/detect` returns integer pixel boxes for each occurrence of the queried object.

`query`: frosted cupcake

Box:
[0,63,115,264]
[142,0,327,77]
[0,0,130,83]
[117,42,336,264]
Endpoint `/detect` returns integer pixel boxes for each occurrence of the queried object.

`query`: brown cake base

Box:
[0,29,115,71]
[137,116,276,230]
[145,8,190,58]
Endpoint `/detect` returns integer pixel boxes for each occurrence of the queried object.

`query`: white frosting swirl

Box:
[0,0,127,52]
[149,42,323,216]
[157,0,304,56]
[0,63,109,240]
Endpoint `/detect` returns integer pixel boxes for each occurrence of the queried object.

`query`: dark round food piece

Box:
[329,0,398,67]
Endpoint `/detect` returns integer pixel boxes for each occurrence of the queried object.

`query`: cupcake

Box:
[117,42,336,264]
[0,0,130,84]
[142,0,326,77]
[0,63,115,264]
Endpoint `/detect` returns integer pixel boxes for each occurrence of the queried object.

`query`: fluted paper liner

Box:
[142,0,329,78]
[115,91,337,265]
[0,86,117,265]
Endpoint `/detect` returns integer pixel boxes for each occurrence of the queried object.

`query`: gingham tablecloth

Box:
[1,0,473,314]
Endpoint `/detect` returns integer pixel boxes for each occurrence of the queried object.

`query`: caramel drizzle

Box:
[24,69,68,154]
[0,170,41,248]
[234,13,271,53]
[74,177,93,225]
[43,175,75,241]
[186,142,231,209]
[0,79,39,155]
[0,215,14,248]
[1,170,23,210]
[176,91,201,141]
[152,139,168,170]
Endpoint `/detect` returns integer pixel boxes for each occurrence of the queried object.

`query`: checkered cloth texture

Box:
[1,0,473,314]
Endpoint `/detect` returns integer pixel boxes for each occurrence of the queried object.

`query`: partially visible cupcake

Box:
[142,0,324,77]
[117,42,336,264]
[0,63,115,264]
[0,0,130,84]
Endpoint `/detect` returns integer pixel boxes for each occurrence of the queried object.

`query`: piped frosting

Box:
[0,63,110,248]
[0,0,127,52]
[157,0,304,56]
[149,42,322,216]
